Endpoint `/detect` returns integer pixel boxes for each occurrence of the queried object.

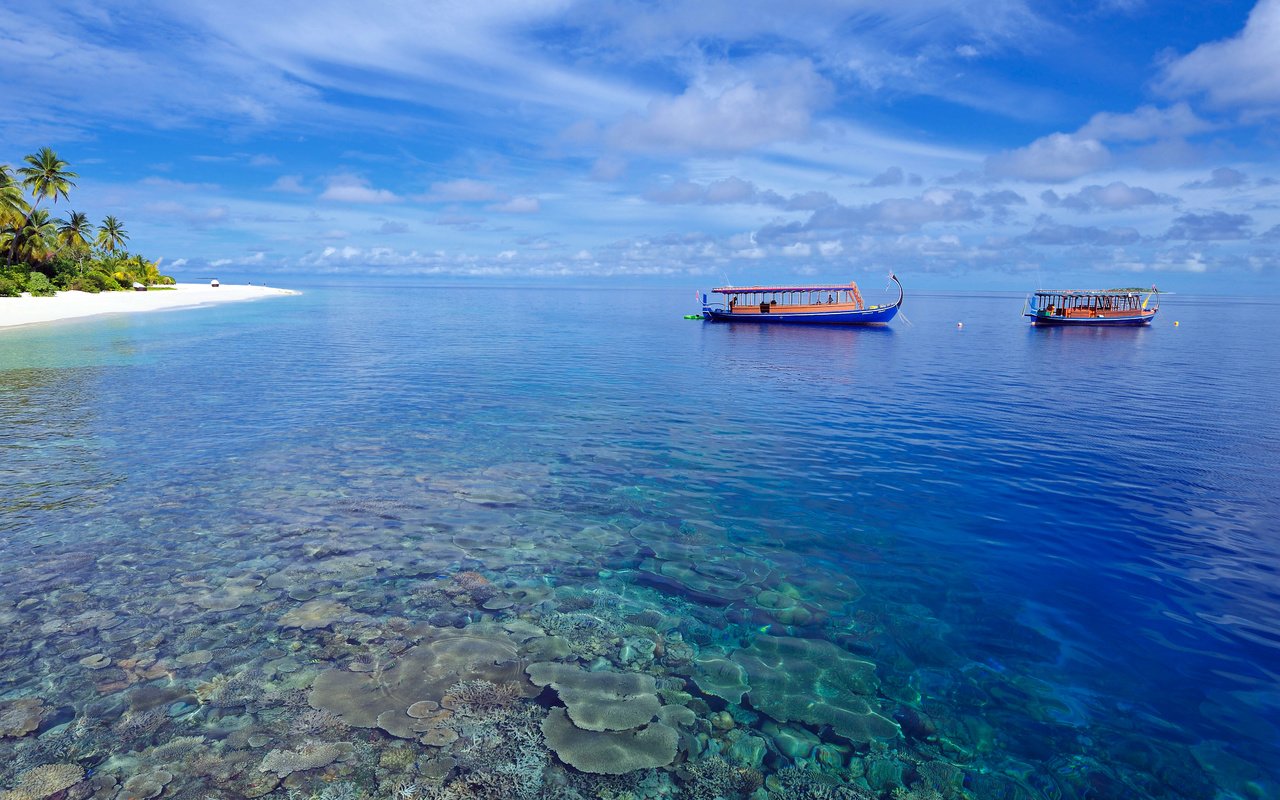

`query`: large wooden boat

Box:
[1024,288,1158,326]
[701,275,903,325]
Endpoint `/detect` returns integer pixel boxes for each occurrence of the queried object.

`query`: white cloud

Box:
[268,175,309,194]
[1077,103,1213,141]
[1041,181,1177,212]
[985,133,1110,182]
[488,197,540,213]
[782,242,812,257]
[1157,0,1280,114]
[590,156,627,181]
[1183,167,1248,189]
[608,61,831,153]
[319,174,398,203]
[425,179,505,202]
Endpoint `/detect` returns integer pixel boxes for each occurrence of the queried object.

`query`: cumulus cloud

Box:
[1077,103,1213,141]
[424,179,505,202]
[319,174,398,203]
[1183,167,1248,190]
[760,189,984,238]
[488,197,540,213]
[979,190,1027,206]
[608,60,831,153]
[643,177,836,210]
[268,175,308,194]
[1041,181,1177,212]
[1164,211,1253,240]
[985,133,1110,182]
[590,155,627,181]
[1157,0,1280,114]
[1019,216,1140,245]
[867,166,904,187]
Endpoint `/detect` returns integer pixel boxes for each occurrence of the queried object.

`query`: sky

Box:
[2,0,1278,290]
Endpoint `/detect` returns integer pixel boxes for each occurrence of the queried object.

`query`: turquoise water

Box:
[1,284,1277,800]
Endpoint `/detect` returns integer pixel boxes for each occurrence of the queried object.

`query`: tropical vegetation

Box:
[0,148,173,297]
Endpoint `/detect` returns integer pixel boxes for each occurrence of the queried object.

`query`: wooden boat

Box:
[1024,287,1158,326]
[701,275,903,325]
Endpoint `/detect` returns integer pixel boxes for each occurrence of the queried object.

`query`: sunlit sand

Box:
[0,283,298,329]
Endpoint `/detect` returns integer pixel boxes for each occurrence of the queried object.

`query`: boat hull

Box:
[1026,311,1156,326]
[704,305,900,325]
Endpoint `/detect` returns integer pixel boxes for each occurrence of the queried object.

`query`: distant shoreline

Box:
[0,283,299,330]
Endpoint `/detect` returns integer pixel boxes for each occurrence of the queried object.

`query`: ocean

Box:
[1,283,1277,799]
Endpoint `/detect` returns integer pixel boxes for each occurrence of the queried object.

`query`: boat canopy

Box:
[1032,289,1149,298]
[713,282,860,294]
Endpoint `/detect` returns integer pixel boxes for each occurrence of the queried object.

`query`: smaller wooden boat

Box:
[1024,287,1158,326]
[701,275,903,325]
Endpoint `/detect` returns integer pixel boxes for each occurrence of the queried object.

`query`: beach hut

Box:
[210,279,220,288]
[132,282,147,292]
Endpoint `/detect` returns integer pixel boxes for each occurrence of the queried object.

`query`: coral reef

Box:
[526,662,661,731]
[732,635,900,743]
[541,707,678,775]
[0,764,84,800]
[0,700,46,739]
[259,741,357,778]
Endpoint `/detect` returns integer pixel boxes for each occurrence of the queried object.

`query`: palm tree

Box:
[96,215,128,253]
[0,166,30,261]
[7,149,77,265]
[17,148,77,209]
[56,210,94,272]
[0,165,29,225]
[58,211,93,250]
[14,209,59,265]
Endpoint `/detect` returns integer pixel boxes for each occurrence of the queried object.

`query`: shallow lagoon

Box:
[1,284,1277,799]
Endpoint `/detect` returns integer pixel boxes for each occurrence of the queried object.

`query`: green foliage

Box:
[26,271,55,296]
[0,275,20,297]
[66,270,123,293]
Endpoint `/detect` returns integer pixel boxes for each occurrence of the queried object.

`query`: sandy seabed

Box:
[0,283,299,329]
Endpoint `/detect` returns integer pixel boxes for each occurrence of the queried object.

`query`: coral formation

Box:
[0,764,84,800]
[279,598,352,630]
[691,652,750,704]
[0,700,46,739]
[309,629,531,727]
[541,707,678,775]
[526,662,661,731]
[732,635,900,743]
[259,740,356,778]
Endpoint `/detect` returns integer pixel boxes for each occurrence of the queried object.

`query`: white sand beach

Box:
[0,283,299,330]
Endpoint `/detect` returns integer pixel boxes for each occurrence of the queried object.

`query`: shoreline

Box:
[0,283,299,330]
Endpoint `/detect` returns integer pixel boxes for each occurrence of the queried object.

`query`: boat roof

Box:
[1033,288,1150,297]
[713,283,858,294]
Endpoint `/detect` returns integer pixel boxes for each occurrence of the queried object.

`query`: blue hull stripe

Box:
[705,305,899,325]
[1026,312,1156,326]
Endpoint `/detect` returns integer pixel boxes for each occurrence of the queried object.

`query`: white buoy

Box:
[957,322,964,329]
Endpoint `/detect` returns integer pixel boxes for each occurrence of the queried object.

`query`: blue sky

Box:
[3,0,1278,289]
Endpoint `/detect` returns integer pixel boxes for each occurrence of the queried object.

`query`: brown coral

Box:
[0,763,84,800]
[0,699,46,739]
[258,741,355,778]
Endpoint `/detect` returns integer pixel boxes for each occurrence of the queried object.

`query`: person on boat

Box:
[828,293,834,304]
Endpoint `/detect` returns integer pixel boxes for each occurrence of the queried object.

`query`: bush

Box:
[67,271,122,293]
[0,276,20,297]
[26,272,56,297]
